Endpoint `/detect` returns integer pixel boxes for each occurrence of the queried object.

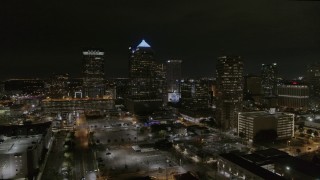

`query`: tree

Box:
[151,124,167,133]
[298,124,304,130]
[299,128,304,133]
[306,129,313,135]
[239,132,245,138]
[159,130,167,138]
[312,155,320,164]
[296,148,301,154]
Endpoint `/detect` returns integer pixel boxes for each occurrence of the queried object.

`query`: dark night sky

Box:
[1,0,320,80]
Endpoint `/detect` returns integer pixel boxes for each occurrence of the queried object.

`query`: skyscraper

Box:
[82,49,105,98]
[166,60,182,103]
[128,40,157,98]
[127,40,163,114]
[216,55,243,130]
[261,63,278,97]
[306,62,320,98]
[180,78,209,110]
[244,75,262,105]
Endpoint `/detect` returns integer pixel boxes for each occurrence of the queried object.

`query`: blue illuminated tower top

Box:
[137,39,151,48]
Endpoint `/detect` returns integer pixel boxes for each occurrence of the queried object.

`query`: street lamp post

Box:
[287,140,291,154]
[166,159,169,180]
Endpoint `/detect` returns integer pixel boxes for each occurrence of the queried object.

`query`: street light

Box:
[166,159,169,180]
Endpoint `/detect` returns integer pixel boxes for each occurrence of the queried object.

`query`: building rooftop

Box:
[276,156,320,179]
[254,148,288,159]
[239,111,294,118]
[219,152,285,180]
[220,148,320,179]
[0,135,42,154]
[242,148,288,166]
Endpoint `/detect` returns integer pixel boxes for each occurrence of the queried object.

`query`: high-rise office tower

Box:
[244,75,262,96]
[166,60,182,103]
[180,78,209,110]
[261,63,278,97]
[154,62,166,98]
[244,75,262,104]
[216,55,244,130]
[129,40,157,98]
[306,62,320,98]
[82,49,105,98]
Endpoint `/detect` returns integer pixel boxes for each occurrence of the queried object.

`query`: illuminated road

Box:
[73,114,97,180]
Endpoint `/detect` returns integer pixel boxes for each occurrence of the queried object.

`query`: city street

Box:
[42,131,68,180]
[73,114,97,180]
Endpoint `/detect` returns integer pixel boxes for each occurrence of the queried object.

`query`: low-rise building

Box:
[217,148,320,180]
[238,110,294,141]
[0,135,44,179]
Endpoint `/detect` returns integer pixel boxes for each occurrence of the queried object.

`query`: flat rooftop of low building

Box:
[239,111,293,118]
[242,148,289,166]
[0,135,42,155]
[254,148,288,159]
[221,148,320,179]
[219,153,285,180]
[275,156,320,178]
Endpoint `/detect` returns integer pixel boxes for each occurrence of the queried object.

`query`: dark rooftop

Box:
[254,148,288,159]
[219,153,286,180]
[276,156,320,179]
[220,148,320,179]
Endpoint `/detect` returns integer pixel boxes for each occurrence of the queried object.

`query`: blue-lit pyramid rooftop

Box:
[137,39,151,48]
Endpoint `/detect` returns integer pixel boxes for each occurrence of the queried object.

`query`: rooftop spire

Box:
[137,39,151,48]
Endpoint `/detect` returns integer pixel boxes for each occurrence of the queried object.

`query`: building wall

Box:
[277,84,309,110]
[125,98,162,115]
[253,116,277,138]
[217,157,264,180]
[0,136,45,179]
[180,79,209,110]
[276,114,295,139]
[0,152,28,179]
[306,63,320,98]
[245,75,262,95]
[261,63,278,97]
[238,112,294,141]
